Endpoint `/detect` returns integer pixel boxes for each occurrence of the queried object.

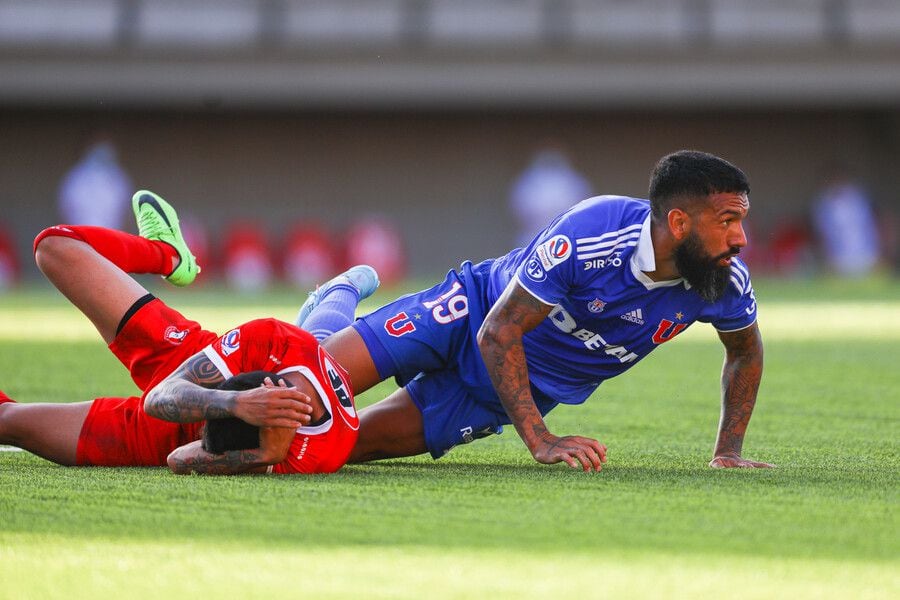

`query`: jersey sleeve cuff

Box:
[714,318,757,333]
[202,346,233,378]
[513,273,558,307]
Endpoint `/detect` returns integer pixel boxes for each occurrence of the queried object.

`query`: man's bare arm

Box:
[144,352,312,428]
[712,322,774,468]
[477,280,607,471]
[167,441,271,475]
[143,352,230,422]
[167,426,295,475]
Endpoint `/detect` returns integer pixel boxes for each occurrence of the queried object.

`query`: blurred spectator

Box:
[58,135,133,230]
[344,216,406,286]
[222,222,274,292]
[0,226,19,290]
[282,222,338,289]
[509,145,592,246]
[811,168,882,277]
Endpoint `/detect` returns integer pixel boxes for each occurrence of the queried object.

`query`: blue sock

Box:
[301,284,360,341]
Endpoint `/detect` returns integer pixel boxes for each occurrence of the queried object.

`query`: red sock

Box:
[0,390,15,405]
[34,225,178,276]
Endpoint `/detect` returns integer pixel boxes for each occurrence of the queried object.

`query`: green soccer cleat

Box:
[132,190,200,287]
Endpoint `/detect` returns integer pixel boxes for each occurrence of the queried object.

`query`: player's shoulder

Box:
[231,318,316,342]
[565,195,649,230]
[559,195,648,253]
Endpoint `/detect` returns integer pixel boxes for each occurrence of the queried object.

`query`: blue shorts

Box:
[354,269,558,458]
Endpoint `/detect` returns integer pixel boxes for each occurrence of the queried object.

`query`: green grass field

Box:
[1,277,898,599]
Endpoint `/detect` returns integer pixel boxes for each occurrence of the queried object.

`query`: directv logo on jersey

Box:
[620,309,645,325]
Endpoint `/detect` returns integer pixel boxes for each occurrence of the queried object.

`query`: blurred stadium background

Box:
[0,0,898,285]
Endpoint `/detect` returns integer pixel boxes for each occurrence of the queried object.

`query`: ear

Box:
[667,208,691,241]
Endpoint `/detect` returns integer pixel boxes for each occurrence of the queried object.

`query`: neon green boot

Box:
[132,190,200,287]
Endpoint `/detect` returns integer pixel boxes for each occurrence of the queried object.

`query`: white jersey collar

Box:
[629,213,689,290]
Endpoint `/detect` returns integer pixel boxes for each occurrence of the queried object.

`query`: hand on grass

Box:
[531,432,607,472]
[709,455,775,468]
[232,385,312,428]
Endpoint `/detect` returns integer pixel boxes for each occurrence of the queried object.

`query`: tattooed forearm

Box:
[714,323,764,457]
[168,442,269,475]
[477,282,553,448]
[148,379,235,422]
[144,352,232,423]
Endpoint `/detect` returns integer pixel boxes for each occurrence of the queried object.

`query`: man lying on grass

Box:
[0,191,374,475]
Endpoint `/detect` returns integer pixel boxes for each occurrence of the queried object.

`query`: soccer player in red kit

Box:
[0,191,364,475]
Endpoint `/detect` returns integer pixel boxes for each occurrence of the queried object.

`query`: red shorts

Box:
[76,299,217,466]
[108,298,219,392]
[77,396,204,466]
[271,413,359,475]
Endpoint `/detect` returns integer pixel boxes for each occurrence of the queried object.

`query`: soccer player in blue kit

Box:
[299,150,774,472]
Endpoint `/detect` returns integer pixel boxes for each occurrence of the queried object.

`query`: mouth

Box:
[716,250,740,267]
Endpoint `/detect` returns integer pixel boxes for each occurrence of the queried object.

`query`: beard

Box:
[674,232,735,303]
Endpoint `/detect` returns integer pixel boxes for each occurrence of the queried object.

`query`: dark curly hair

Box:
[648,150,750,221]
[201,371,283,454]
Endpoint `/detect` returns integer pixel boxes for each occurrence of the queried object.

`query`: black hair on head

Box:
[201,371,284,454]
[648,150,750,221]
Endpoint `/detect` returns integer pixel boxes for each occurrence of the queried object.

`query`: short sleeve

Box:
[202,318,320,379]
[202,319,276,378]
[514,229,577,306]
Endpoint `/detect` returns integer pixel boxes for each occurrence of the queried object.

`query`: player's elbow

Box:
[143,388,162,418]
[477,316,520,361]
[257,428,294,466]
[166,448,191,475]
[259,443,289,466]
[476,317,501,350]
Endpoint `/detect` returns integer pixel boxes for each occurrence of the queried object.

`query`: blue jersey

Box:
[461,195,758,405]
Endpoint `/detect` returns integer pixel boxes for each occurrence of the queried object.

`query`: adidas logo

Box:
[620,308,645,325]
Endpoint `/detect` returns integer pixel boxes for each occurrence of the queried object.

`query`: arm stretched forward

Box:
[478,280,607,472]
[711,322,774,468]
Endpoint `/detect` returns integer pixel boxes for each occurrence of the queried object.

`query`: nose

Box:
[729,223,748,249]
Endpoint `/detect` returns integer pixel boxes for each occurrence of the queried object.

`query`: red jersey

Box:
[81,300,356,473]
[202,318,359,474]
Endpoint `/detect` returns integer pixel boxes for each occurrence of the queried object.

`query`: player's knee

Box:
[0,403,21,443]
[33,228,81,273]
[347,443,383,463]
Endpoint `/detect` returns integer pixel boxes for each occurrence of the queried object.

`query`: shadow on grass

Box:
[1,450,895,563]
[2,448,889,489]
